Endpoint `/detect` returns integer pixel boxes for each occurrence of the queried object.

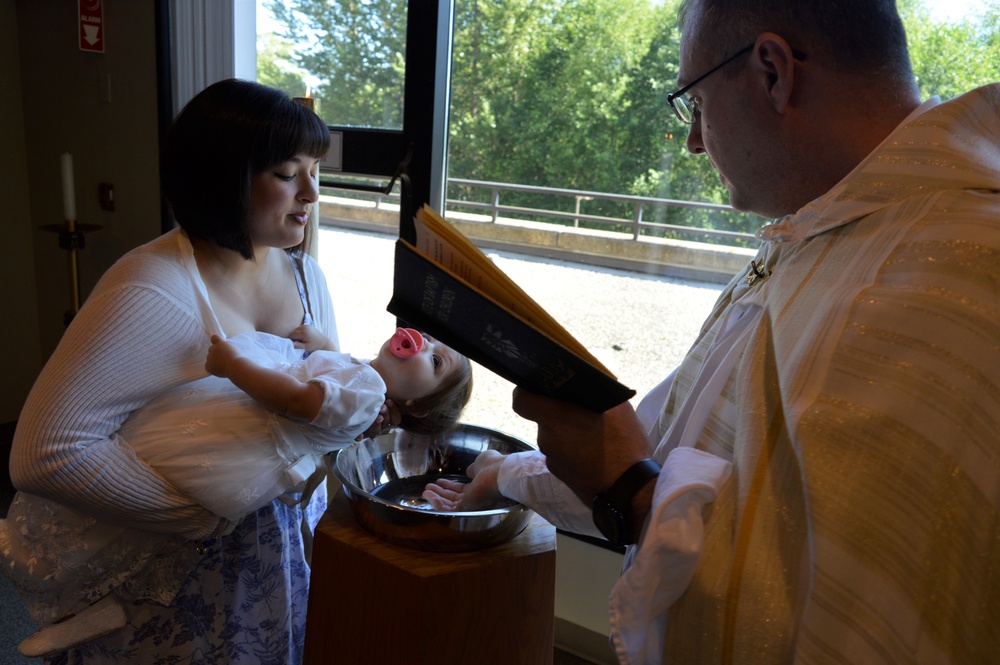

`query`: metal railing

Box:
[319,176,761,247]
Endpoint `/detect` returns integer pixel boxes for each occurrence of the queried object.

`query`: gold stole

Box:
[661,316,809,664]
[659,211,1000,662]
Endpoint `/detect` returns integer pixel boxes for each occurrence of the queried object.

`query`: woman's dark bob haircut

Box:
[161,79,330,260]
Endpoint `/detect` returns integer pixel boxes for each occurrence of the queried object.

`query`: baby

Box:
[123,325,473,522]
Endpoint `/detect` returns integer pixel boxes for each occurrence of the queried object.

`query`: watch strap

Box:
[592,458,661,547]
[603,458,661,508]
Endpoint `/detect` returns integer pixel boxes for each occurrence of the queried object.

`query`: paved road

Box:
[317,225,727,444]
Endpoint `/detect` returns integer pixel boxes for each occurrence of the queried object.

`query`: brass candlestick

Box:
[40,220,101,325]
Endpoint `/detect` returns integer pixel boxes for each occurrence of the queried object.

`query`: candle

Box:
[61,152,76,221]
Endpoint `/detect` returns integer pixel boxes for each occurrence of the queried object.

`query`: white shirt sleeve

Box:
[609,446,732,665]
[495,372,682,539]
[11,275,223,539]
[496,451,601,537]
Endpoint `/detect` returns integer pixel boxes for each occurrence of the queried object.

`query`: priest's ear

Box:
[751,32,797,114]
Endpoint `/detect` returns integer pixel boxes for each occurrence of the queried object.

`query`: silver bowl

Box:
[332,423,535,552]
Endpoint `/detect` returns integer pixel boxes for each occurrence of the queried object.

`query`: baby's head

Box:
[370,329,473,436]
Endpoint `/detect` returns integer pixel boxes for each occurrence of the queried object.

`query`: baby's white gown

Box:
[122,331,386,521]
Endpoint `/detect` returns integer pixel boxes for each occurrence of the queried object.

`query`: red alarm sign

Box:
[79,0,105,53]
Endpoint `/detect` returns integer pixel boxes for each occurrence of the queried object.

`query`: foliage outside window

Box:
[259,0,1000,244]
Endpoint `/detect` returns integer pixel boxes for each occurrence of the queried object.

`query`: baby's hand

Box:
[357,399,402,440]
[290,324,337,352]
[205,335,240,378]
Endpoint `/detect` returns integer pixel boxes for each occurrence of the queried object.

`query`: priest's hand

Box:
[511,388,649,505]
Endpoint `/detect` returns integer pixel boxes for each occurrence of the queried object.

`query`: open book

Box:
[387,205,635,412]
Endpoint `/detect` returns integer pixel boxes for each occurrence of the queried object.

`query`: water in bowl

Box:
[371,473,469,511]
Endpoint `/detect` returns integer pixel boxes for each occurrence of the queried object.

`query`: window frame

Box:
[160,0,454,239]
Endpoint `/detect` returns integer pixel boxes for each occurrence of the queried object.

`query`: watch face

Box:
[593,495,625,546]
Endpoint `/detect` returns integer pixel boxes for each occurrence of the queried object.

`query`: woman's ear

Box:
[751,32,796,114]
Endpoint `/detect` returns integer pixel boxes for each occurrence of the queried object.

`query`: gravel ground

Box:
[317,225,726,444]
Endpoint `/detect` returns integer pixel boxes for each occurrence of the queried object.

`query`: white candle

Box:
[61,152,76,221]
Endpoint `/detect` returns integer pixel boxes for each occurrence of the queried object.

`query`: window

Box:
[255,0,732,442]
[258,0,450,216]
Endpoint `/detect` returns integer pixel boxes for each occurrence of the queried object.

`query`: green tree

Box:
[507,0,658,193]
[256,33,310,98]
[265,0,407,128]
[261,0,999,244]
[450,0,662,222]
[900,0,1000,100]
[449,0,560,186]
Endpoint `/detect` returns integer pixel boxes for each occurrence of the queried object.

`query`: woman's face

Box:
[246,154,321,250]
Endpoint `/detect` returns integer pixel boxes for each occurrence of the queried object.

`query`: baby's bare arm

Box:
[206,335,323,421]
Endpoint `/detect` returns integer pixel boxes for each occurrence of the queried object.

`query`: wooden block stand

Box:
[304,490,557,665]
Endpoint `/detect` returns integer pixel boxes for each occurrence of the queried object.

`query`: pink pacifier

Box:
[390,327,424,358]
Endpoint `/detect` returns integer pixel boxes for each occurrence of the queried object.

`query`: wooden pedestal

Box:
[304,490,557,665]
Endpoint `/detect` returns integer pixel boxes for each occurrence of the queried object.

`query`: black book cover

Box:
[388,239,636,412]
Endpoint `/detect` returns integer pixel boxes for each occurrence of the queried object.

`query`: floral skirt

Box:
[46,484,328,665]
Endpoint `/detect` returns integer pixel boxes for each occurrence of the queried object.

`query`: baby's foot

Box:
[18,595,127,657]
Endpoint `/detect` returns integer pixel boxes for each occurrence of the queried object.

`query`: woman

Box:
[5,79,373,663]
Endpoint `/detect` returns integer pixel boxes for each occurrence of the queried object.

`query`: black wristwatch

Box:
[592,458,661,548]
